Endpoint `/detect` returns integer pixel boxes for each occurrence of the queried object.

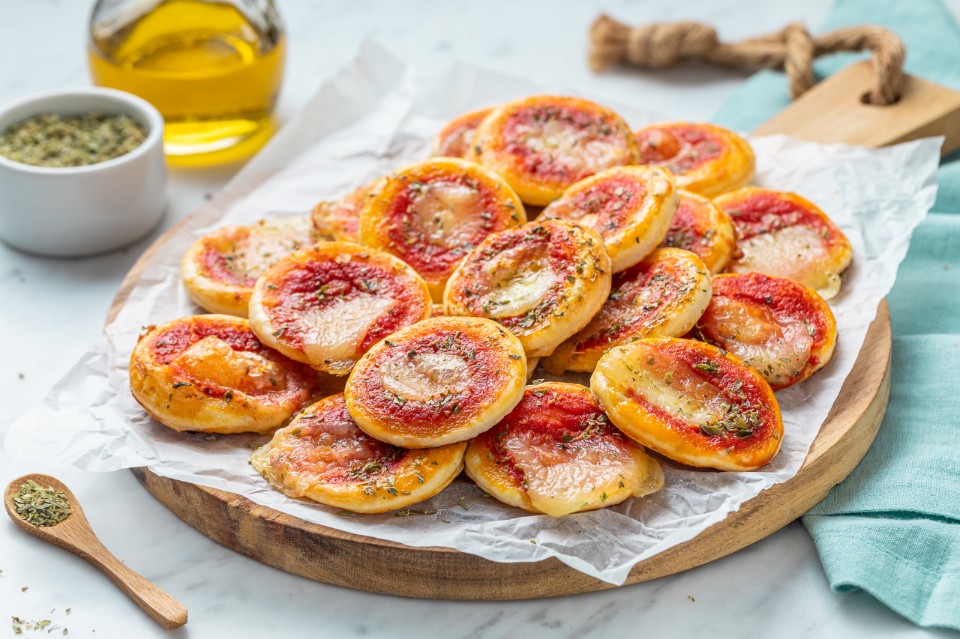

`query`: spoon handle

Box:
[75,534,188,630]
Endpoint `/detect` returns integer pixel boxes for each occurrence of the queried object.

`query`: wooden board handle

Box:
[754,61,960,155]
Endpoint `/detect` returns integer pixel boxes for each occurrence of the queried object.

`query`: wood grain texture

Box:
[5,474,188,628]
[754,61,960,156]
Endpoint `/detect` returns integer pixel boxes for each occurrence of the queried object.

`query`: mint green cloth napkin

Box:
[713,0,960,630]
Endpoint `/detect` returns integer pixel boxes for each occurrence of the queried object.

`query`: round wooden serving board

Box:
[109,208,891,600]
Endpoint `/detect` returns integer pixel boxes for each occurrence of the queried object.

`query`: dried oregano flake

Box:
[12,480,72,527]
[0,112,146,168]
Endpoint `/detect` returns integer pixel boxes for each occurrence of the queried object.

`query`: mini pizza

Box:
[715,188,853,299]
[432,106,495,158]
[541,165,678,272]
[468,95,640,206]
[129,315,315,434]
[464,382,664,516]
[545,248,711,374]
[251,394,466,514]
[311,182,381,243]
[358,158,526,301]
[591,337,783,471]
[659,190,737,273]
[181,216,321,317]
[692,273,837,390]
[634,122,754,198]
[249,242,432,375]
[444,219,612,357]
[344,316,527,448]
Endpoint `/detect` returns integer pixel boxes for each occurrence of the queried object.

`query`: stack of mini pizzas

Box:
[130,95,852,516]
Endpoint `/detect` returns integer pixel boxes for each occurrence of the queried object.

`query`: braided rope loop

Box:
[588,15,905,105]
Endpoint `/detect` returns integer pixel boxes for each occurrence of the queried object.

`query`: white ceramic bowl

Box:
[0,87,166,257]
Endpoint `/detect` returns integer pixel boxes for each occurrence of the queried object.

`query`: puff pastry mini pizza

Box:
[545,248,711,374]
[181,216,321,317]
[358,158,526,301]
[541,165,678,272]
[311,182,380,244]
[432,107,495,158]
[592,337,783,471]
[659,191,737,273]
[715,188,853,299]
[634,122,755,198]
[468,95,640,206]
[464,382,664,516]
[130,314,315,434]
[345,316,527,448]
[251,394,466,513]
[692,273,837,390]
[249,242,432,375]
[444,219,612,357]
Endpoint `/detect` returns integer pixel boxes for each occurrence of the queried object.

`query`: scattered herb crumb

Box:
[687,595,696,602]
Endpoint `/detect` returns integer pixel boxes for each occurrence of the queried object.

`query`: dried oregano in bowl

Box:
[0,112,147,168]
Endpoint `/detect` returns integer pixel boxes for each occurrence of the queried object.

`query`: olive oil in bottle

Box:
[88,0,285,165]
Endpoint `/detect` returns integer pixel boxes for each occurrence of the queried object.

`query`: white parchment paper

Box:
[2,43,941,585]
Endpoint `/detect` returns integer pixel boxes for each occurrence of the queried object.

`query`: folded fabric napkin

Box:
[713,0,960,630]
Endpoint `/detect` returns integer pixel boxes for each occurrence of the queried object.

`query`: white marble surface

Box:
[1,0,957,637]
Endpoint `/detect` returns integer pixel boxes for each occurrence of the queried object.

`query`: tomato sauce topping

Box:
[450,223,577,332]
[575,258,691,351]
[636,124,723,174]
[631,340,778,454]
[275,397,408,486]
[724,191,835,243]
[479,386,632,487]
[143,318,313,400]
[261,256,426,353]
[384,172,515,275]
[660,194,715,254]
[695,273,833,388]
[200,245,257,287]
[349,329,505,437]
[501,105,630,184]
[713,274,829,348]
[545,174,646,235]
[146,318,264,363]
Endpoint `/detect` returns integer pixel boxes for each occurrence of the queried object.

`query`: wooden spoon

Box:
[4,473,188,630]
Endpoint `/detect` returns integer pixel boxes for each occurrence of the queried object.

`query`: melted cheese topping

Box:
[380,351,472,401]
[409,182,486,249]
[298,296,396,374]
[220,217,317,281]
[175,336,282,394]
[733,225,839,296]
[629,356,728,430]
[703,297,812,383]
[281,420,383,489]
[517,120,630,176]
[504,430,639,516]
[482,256,557,318]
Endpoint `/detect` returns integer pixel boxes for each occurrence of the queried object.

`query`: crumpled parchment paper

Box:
[1,43,941,585]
